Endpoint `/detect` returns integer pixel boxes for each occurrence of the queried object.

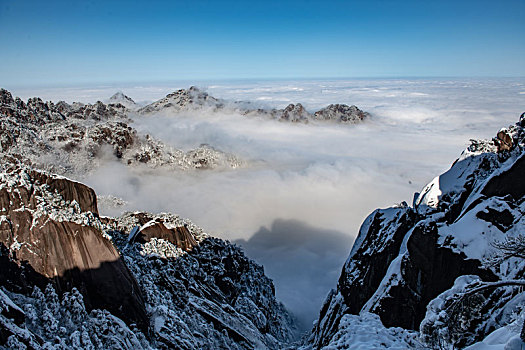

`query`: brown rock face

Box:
[29,169,98,214]
[0,167,148,332]
[496,129,513,152]
[137,221,197,252]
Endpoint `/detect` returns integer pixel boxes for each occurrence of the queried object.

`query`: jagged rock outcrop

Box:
[313,104,368,123]
[0,166,297,349]
[0,166,149,334]
[279,103,311,122]
[138,86,369,125]
[0,88,242,176]
[307,116,525,349]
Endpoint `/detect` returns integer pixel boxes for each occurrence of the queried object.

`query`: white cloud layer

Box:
[11,78,525,330]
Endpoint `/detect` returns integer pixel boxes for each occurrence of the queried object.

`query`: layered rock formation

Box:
[0,166,149,336]
[307,115,525,349]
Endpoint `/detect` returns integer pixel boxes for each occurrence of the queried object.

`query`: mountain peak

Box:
[108,91,137,109]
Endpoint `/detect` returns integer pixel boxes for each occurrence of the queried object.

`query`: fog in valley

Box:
[13,78,525,330]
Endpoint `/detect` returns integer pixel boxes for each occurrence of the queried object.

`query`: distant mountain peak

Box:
[107,91,137,109]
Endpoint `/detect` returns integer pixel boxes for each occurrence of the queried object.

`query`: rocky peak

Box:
[280,103,311,122]
[314,104,369,123]
[309,115,525,349]
[108,92,137,110]
[138,86,222,114]
[0,166,149,333]
[0,89,14,105]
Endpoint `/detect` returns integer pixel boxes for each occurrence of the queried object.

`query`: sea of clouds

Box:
[10,78,525,331]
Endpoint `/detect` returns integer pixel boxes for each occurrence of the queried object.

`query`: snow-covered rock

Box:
[138,86,369,125]
[0,165,297,349]
[308,115,525,349]
[0,88,242,177]
[107,92,138,110]
[313,104,368,123]
[137,86,222,114]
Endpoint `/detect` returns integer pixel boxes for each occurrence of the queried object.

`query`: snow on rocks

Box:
[0,88,243,178]
[107,92,139,110]
[138,86,369,125]
[0,164,297,349]
[308,115,525,349]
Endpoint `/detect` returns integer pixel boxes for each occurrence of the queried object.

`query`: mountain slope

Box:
[307,117,525,349]
[0,161,298,349]
[0,88,241,177]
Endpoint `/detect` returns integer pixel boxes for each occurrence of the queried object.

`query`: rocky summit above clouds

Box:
[137,86,222,114]
[0,88,241,177]
[137,86,370,124]
[107,92,138,110]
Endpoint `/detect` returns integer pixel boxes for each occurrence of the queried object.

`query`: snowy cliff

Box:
[0,162,297,349]
[306,117,525,349]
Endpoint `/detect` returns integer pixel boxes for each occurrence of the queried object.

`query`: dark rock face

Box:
[311,206,417,346]
[339,206,417,315]
[371,221,497,330]
[482,153,525,200]
[0,167,149,333]
[309,117,525,349]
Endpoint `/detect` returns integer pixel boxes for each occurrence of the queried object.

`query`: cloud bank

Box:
[14,78,524,331]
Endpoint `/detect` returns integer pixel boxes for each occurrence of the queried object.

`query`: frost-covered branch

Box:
[490,235,525,264]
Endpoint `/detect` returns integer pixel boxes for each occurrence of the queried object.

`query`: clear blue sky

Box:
[1,0,524,86]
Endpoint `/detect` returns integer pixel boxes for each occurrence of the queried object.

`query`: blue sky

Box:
[0,0,524,86]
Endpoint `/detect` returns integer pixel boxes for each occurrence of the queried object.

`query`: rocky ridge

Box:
[305,117,525,349]
[0,88,242,178]
[0,160,297,349]
[138,86,369,124]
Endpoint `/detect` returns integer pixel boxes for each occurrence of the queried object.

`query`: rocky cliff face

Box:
[0,165,149,337]
[307,116,525,349]
[0,161,297,349]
